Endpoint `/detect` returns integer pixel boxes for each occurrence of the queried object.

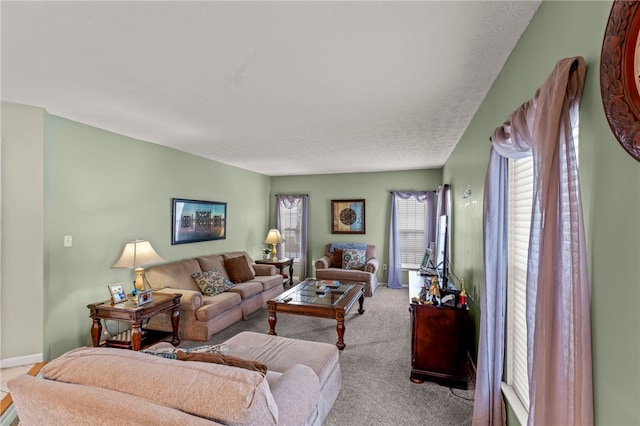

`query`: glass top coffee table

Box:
[267,279,365,350]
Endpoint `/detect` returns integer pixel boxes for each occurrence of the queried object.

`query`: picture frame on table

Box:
[108,283,127,304]
[172,198,227,245]
[331,199,365,234]
[136,289,153,306]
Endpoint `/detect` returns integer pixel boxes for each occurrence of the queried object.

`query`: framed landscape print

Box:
[172,198,227,245]
[331,199,365,234]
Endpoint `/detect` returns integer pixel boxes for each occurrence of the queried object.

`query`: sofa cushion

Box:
[251,274,283,291]
[342,248,366,270]
[145,259,202,292]
[195,254,227,277]
[227,282,263,299]
[224,332,339,388]
[191,269,234,296]
[331,248,343,268]
[197,292,242,321]
[176,351,268,375]
[224,256,255,283]
[42,347,278,425]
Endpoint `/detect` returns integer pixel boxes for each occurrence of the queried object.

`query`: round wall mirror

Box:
[601,1,640,162]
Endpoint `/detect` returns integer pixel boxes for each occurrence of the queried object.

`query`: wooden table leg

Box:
[287,262,294,285]
[170,307,180,346]
[267,303,277,335]
[91,318,102,347]
[336,312,346,350]
[131,322,142,351]
[358,293,365,314]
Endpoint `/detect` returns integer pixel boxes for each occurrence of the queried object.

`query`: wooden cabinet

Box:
[410,302,470,389]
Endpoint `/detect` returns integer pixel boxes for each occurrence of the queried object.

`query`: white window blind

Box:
[505,120,579,419]
[397,197,425,268]
[507,154,533,412]
[279,202,302,261]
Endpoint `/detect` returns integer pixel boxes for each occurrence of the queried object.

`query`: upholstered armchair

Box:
[314,243,379,296]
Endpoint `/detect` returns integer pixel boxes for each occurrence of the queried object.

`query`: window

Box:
[504,122,579,422]
[506,154,533,414]
[278,201,302,261]
[396,197,426,268]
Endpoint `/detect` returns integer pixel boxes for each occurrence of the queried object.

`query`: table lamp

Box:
[263,229,284,261]
[113,239,165,291]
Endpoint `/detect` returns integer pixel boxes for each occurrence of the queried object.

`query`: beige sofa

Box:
[8,331,341,426]
[144,251,284,341]
[314,244,379,296]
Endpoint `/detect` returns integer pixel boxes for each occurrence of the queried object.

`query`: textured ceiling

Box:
[1,1,540,176]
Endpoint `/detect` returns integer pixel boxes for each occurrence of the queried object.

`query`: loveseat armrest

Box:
[270,364,320,426]
[315,256,331,270]
[154,288,202,311]
[363,257,379,274]
[253,264,277,276]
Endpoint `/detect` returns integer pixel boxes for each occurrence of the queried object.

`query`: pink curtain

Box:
[474,57,593,425]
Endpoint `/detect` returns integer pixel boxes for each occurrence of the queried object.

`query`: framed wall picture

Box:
[107,283,127,304]
[172,198,227,245]
[331,199,365,234]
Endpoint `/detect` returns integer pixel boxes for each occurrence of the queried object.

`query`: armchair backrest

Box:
[323,244,376,266]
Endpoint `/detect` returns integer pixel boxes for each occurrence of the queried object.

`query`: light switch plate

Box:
[63,235,73,247]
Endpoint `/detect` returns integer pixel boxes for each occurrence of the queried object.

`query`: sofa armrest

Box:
[315,256,331,270]
[363,257,379,274]
[154,288,202,311]
[270,364,320,426]
[253,264,277,276]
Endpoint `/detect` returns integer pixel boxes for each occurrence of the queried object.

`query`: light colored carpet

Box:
[180,284,475,425]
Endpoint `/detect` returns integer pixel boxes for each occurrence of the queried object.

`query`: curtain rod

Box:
[388,191,436,193]
[274,194,309,196]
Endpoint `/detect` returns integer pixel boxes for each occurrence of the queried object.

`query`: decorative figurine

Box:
[460,278,467,307]
[426,276,441,305]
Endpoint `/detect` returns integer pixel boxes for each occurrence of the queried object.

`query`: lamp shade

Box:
[263,229,284,245]
[113,240,165,269]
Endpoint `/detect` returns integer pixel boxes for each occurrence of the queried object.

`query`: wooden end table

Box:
[87,292,181,351]
[256,257,294,286]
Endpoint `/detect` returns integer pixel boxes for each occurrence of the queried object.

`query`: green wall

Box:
[443,1,640,425]
[270,169,442,281]
[40,113,271,359]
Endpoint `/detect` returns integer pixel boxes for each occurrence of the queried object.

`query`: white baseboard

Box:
[0,353,43,369]
[0,403,17,426]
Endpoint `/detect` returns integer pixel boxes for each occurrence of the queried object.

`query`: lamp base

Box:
[270,244,277,261]
[134,268,145,291]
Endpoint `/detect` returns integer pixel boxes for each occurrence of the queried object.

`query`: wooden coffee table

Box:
[267,280,365,350]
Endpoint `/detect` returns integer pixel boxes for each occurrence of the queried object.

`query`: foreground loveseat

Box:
[144,251,284,341]
[315,243,379,296]
[8,331,341,426]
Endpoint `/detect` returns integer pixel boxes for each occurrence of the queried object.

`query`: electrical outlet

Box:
[382,264,387,271]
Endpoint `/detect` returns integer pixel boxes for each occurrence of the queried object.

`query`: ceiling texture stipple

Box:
[2,1,541,176]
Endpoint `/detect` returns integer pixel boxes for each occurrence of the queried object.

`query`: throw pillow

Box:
[183,343,229,356]
[176,351,268,375]
[342,248,366,270]
[223,256,255,283]
[330,248,343,268]
[141,343,229,359]
[191,269,234,296]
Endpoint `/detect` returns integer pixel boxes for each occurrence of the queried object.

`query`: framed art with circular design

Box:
[331,199,365,234]
[601,0,640,162]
